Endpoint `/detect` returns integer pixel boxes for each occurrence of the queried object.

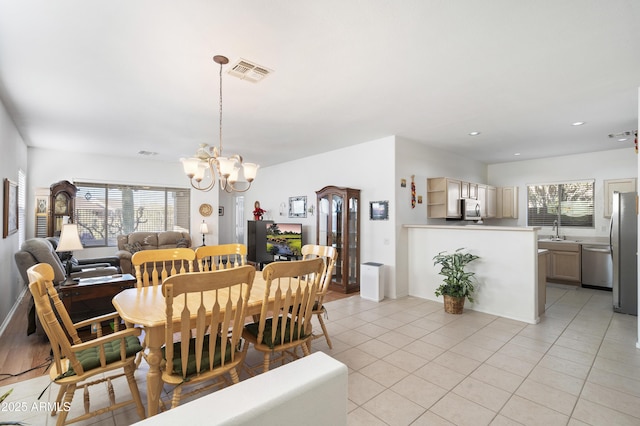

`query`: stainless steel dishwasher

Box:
[581,245,613,289]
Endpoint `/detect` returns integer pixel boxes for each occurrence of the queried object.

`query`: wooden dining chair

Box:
[301,244,338,350]
[161,265,255,409]
[194,243,247,272]
[131,248,196,288]
[27,263,145,426]
[241,258,324,375]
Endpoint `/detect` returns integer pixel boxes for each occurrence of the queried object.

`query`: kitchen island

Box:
[406,225,542,324]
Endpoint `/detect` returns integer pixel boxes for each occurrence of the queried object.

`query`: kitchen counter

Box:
[405,225,542,323]
[537,237,609,245]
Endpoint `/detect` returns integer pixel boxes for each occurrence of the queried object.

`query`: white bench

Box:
[134,352,348,425]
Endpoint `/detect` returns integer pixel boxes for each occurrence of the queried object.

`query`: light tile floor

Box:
[1,284,639,425]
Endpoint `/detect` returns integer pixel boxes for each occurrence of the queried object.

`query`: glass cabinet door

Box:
[348,195,358,286]
[332,194,344,284]
[316,186,360,293]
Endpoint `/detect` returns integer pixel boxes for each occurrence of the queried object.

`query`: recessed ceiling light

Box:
[514,153,521,156]
[571,121,585,126]
[618,138,628,142]
[468,131,481,136]
[138,150,158,156]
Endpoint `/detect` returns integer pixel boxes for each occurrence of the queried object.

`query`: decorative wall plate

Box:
[199,203,213,217]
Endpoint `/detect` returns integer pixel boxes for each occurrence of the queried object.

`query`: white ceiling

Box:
[0,1,638,169]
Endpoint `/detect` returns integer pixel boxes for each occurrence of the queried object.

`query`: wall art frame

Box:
[289,196,307,218]
[369,200,389,220]
[3,178,18,238]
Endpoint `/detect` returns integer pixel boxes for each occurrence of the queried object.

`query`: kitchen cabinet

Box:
[538,242,581,284]
[486,185,497,218]
[496,186,518,219]
[316,186,360,293]
[538,250,548,316]
[477,184,497,219]
[469,182,478,199]
[461,181,478,200]
[427,177,461,219]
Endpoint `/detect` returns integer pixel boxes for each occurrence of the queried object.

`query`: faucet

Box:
[552,219,559,239]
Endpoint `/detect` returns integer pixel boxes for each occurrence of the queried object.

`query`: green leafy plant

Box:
[433,248,480,302]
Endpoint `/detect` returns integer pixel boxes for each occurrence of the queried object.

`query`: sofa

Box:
[115,231,192,275]
[46,236,120,273]
[14,238,119,334]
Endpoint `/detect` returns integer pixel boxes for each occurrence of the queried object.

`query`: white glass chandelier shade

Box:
[181,55,259,192]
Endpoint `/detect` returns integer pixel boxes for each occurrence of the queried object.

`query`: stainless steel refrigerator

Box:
[610,192,638,315]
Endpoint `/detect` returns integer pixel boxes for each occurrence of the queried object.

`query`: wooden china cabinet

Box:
[48,180,77,236]
[316,186,360,293]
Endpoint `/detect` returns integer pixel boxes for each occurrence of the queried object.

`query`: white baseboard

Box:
[0,286,28,338]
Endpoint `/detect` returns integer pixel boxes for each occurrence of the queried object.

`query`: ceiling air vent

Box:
[608,130,636,139]
[228,58,273,83]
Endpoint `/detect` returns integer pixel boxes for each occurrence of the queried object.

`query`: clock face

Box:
[55,193,69,215]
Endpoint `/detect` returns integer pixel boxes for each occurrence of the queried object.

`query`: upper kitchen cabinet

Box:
[477,184,497,219]
[496,186,518,219]
[461,181,478,200]
[604,178,636,218]
[427,177,461,218]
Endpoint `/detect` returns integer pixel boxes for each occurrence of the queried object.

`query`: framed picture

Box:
[3,178,18,238]
[370,200,389,220]
[289,196,307,218]
[218,206,224,216]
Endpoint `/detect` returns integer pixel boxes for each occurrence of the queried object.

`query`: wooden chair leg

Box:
[229,368,240,384]
[301,342,311,357]
[262,352,271,373]
[317,313,332,349]
[52,384,66,416]
[171,386,183,410]
[56,383,76,426]
[124,363,146,421]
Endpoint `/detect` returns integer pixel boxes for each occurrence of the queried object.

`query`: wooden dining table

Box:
[112,274,271,417]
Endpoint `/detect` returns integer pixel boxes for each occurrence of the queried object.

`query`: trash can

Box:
[360,262,384,302]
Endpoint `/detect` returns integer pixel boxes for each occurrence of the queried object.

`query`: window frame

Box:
[74,182,191,247]
[526,179,595,229]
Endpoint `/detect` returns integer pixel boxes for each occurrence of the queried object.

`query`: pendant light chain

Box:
[218,59,223,156]
[181,54,259,192]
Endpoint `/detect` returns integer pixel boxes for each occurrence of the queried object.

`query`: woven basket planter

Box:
[443,295,465,314]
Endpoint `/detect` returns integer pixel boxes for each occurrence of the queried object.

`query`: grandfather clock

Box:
[48,180,77,237]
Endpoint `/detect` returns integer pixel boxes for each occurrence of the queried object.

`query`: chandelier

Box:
[181,55,259,192]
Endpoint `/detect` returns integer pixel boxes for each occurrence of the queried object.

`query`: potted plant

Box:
[433,248,480,314]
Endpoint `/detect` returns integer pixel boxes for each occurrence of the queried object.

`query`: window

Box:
[18,169,25,247]
[527,180,594,228]
[75,182,190,247]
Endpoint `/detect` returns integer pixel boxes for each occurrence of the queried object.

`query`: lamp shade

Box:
[243,163,259,182]
[56,224,84,252]
[199,222,209,234]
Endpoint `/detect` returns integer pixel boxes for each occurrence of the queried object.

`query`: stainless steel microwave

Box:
[461,198,481,220]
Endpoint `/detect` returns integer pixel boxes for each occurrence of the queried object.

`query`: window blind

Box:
[75,183,190,247]
[527,180,594,228]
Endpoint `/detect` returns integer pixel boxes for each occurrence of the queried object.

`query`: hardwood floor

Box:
[0,288,358,387]
[0,292,52,386]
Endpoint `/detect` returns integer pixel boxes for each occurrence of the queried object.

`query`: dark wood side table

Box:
[58,273,136,320]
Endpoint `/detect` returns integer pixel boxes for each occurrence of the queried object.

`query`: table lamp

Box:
[199,220,209,246]
[56,223,84,285]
